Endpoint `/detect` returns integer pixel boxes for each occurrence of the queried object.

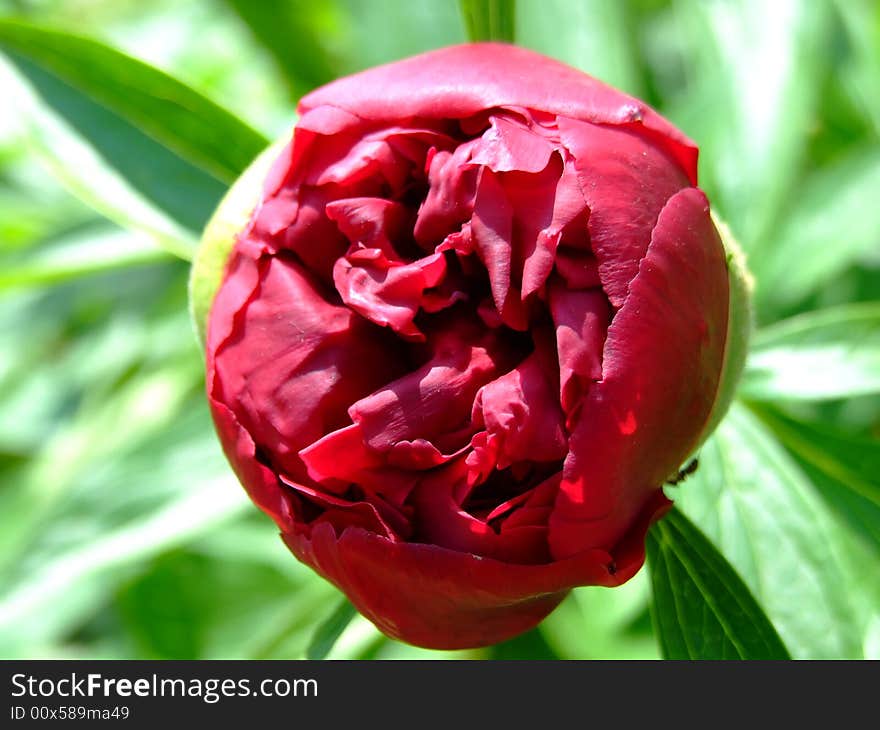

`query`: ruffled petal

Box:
[469,114,556,173]
[299,422,437,507]
[558,118,691,307]
[347,317,517,456]
[469,350,567,473]
[406,458,550,564]
[299,43,698,182]
[414,140,480,248]
[207,396,294,531]
[554,247,600,290]
[521,157,587,298]
[497,157,562,306]
[548,280,611,414]
[325,197,412,257]
[470,168,528,329]
[333,251,446,340]
[277,185,349,280]
[281,476,402,540]
[210,253,403,481]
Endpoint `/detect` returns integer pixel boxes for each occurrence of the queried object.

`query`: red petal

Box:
[281,476,401,540]
[498,474,559,530]
[296,105,362,136]
[332,251,446,340]
[548,281,611,414]
[325,197,411,258]
[414,140,480,248]
[210,253,402,481]
[470,350,568,470]
[554,247,601,290]
[281,513,647,650]
[521,157,587,299]
[408,458,551,564]
[470,168,528,329]
[310,125,454,194]
[299,43,697,182]
[208,396,294,531]
[347,318,512,455]
[558,118,691,307]
[469,114,555,173]
[277,185,348,280]
[299,422,443,507]
[496,157,561,304]
[549,188,729,558]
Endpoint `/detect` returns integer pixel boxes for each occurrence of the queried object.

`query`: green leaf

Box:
[752,405,880,510]
[741,303,880,401]
[0,19,268,184]
[0,385,252,655]
[0,474,249,654]
[0,287,238,655]
[0,188,92,253]
[0,225,172,291]
[834,0,880,137]
[516,0,643,96]
[334,0,465,73]
[667,0,830,255]
[752,148,880,314]
[223,0,341,99]
[306,599,358,660]
[674,403,880,658]
[751,404,880,555]
[1,52,206,257]
[647,508,790,659]
[0,20,273,258]
[459,0,516,42]
[0,267,189,457]
[190,524,342,660]
[114,531,340,660]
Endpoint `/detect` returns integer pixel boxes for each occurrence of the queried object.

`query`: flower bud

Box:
[191,43,751,649]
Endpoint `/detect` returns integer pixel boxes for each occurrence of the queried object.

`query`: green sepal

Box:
[188,136,290,350]
[695,215,754,448]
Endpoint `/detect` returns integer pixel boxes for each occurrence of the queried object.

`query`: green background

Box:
[0,0,878,659]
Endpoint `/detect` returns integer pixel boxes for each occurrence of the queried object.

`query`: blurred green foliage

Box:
[0,0,878,659]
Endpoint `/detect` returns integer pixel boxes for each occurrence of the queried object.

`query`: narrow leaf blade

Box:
[741,303,880,401]
[667,0,829,256]
[0,226,172,291]
[1,51,214,254]
[674,403,879,658]
[752,149,880,314]
[753,405,880,510]
[305,599,358,660]
[459,0,516,42]
[516,0,643,96]
[751,404,880,555]
[0,19,268,183]
[223,0,340,99]
[647,508,790,660]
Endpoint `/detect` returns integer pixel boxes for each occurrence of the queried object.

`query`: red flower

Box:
[204,43,731,649]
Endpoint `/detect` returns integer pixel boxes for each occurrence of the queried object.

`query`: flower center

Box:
[212,109,615,564]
